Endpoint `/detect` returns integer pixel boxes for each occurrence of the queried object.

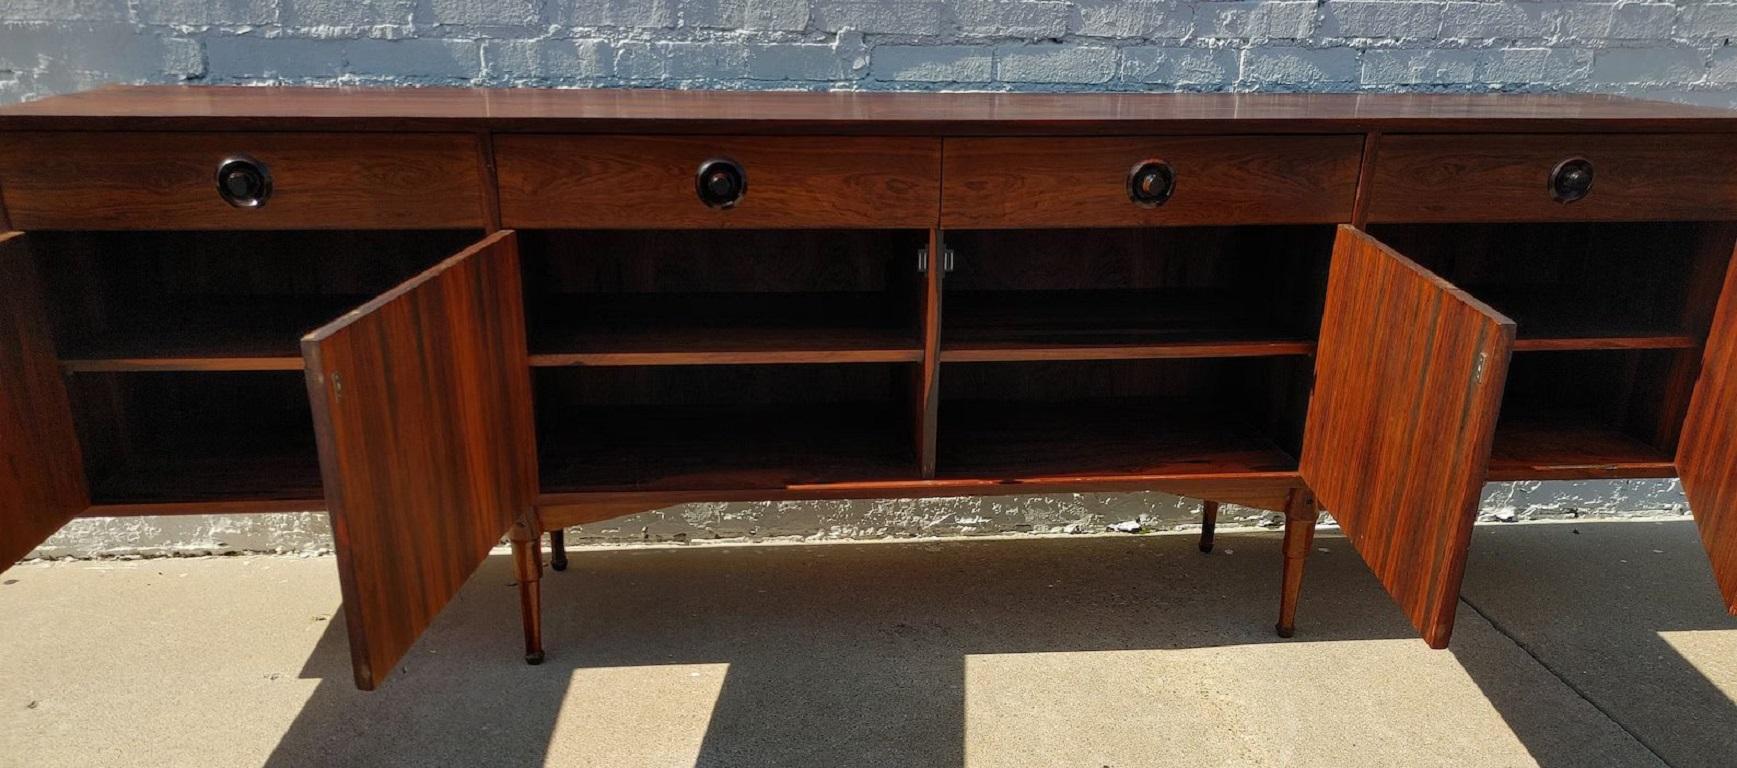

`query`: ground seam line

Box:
[1458,594,1678,768]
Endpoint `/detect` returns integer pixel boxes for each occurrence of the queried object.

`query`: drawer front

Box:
[1368,134,1737,223]
[0,132,487,230]
[495,135,941,229]
[941,135,1364,228]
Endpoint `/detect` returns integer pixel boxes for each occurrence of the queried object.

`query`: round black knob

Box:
[215,155,271,208]
[1128,159,1176,207]
[696,158,746,209]
[1550,157,1593,203]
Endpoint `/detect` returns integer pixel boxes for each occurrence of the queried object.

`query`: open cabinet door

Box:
[0,232,88,571]
[1677,243,1737,616]
[1300,225,1515,648]
[303,230,538,690]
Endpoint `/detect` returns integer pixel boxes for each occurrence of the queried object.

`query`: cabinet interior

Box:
[1371,221,1734,478]
[534,363,919,493]
[34,229,484,510]
[518,229,928,366]
[941,226,1333,361]
[936,357,1309,480]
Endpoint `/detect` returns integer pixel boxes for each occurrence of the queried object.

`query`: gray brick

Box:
[562,0,677,27]
[282,0,417,27]
[679,0,807,30]
[1476,47,1592,83]
[996,44,1115,83]
[1120,46,1238,85]
[810,0,947,34]
[1609,2,1676,39]
[138,0,276,26]
[1678,4,1737,38]
[612,41,664,79]
[747,40,858,80]
[1240,46,1359,84]
[347,38,480,78]
[1590,46,1706,83]
[3,0,127,21]
[1442,2,1615,40]
[1075,0,1192,38]
[664,40,748,78]
[207,36,345,78]
[429,0,540,27]
[1194,1,1317,40]
[1321,1,1442,38]
[871,45,992,82]
[1361,49,1480,85]
[956,0,1068,38]
[0,23,199,77]
[1709,47,1737,83]
[485,38,614,79]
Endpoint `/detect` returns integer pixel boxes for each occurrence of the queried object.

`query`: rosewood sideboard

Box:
[2,87,1736,691]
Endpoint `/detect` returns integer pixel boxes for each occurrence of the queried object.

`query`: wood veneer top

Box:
[2,86,1734,133]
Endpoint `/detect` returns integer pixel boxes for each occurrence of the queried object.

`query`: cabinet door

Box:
[1300,226,1515,648]
[1677,243,1737,616]
[303,230,538,690]
[0,232,88,571]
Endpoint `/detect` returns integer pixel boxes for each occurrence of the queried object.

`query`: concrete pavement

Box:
[1,519,1732,767]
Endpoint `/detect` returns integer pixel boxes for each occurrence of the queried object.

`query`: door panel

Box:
[0,232,88,570]
[1677,243,1737,615]
[1301,226,1515,648]
[303,230,537,690]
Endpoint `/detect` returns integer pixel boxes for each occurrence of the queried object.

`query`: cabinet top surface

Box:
[2,86,1734,133]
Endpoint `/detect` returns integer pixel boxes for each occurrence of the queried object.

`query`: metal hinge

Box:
[1472,351,1488,386]
[917,248,955,273]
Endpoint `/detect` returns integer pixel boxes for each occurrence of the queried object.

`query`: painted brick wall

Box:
[6,0,1712,552]
[4,1,1737,104]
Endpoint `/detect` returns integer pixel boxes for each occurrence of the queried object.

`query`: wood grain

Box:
[0,233,88,570]
[1677,241,1737,615]
[3,87,1735,134]
[495,135,940,228]
[1367,134,1737,223]
[941,136,1362,228]
[303,230,537,690]
[0,132,488,230]
[1300,226,1515,648]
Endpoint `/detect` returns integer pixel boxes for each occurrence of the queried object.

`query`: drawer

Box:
[0,132,487,230]
[495,135,941,229]
[941,135,1364,229]
[1367,134,1737,223]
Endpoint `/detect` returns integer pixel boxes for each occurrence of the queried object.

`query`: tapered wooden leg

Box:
[511,532,545,665]
[549,528,568,572]
[1198,500,1219,553]
[1275,489,1318,639]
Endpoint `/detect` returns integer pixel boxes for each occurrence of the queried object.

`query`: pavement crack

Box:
[1459,594,1679,768]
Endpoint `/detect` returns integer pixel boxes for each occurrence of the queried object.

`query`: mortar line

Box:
[1458,594,1678,768]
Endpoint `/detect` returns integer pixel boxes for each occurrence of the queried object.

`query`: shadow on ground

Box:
[261,523,1737,767]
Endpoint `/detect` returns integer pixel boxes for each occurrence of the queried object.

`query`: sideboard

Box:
[2,87,1735,691]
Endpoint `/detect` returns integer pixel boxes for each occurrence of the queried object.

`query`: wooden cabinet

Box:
[3,88,1737,691]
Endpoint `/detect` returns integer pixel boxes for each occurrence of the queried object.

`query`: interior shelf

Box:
[1488,408,1676,480]
[528,293,921,366]
[936,398,1299,481]
[1485,349,1684,481]
[941,289,1316,362]
[534,363,918,494]
[56,295,365,372]
[1474,286,1699,352]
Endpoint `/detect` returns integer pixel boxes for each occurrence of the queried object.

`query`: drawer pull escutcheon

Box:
[1549,157,1594,203]
[215,155,272,209]
[1128,159,1176,207]
[696,158,747,209]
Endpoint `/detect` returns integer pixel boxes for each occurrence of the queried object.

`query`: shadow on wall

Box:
[258,523,1734,767]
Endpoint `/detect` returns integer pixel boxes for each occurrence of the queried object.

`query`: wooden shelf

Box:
[1472,286,1698,352]
[941,290,1315,362]
[538,402,915,493]
[936,398,1299,481]
[88,446,325,509]
[1488,408,1676,481]
[57,296,363,372]
[528,292,921,367]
